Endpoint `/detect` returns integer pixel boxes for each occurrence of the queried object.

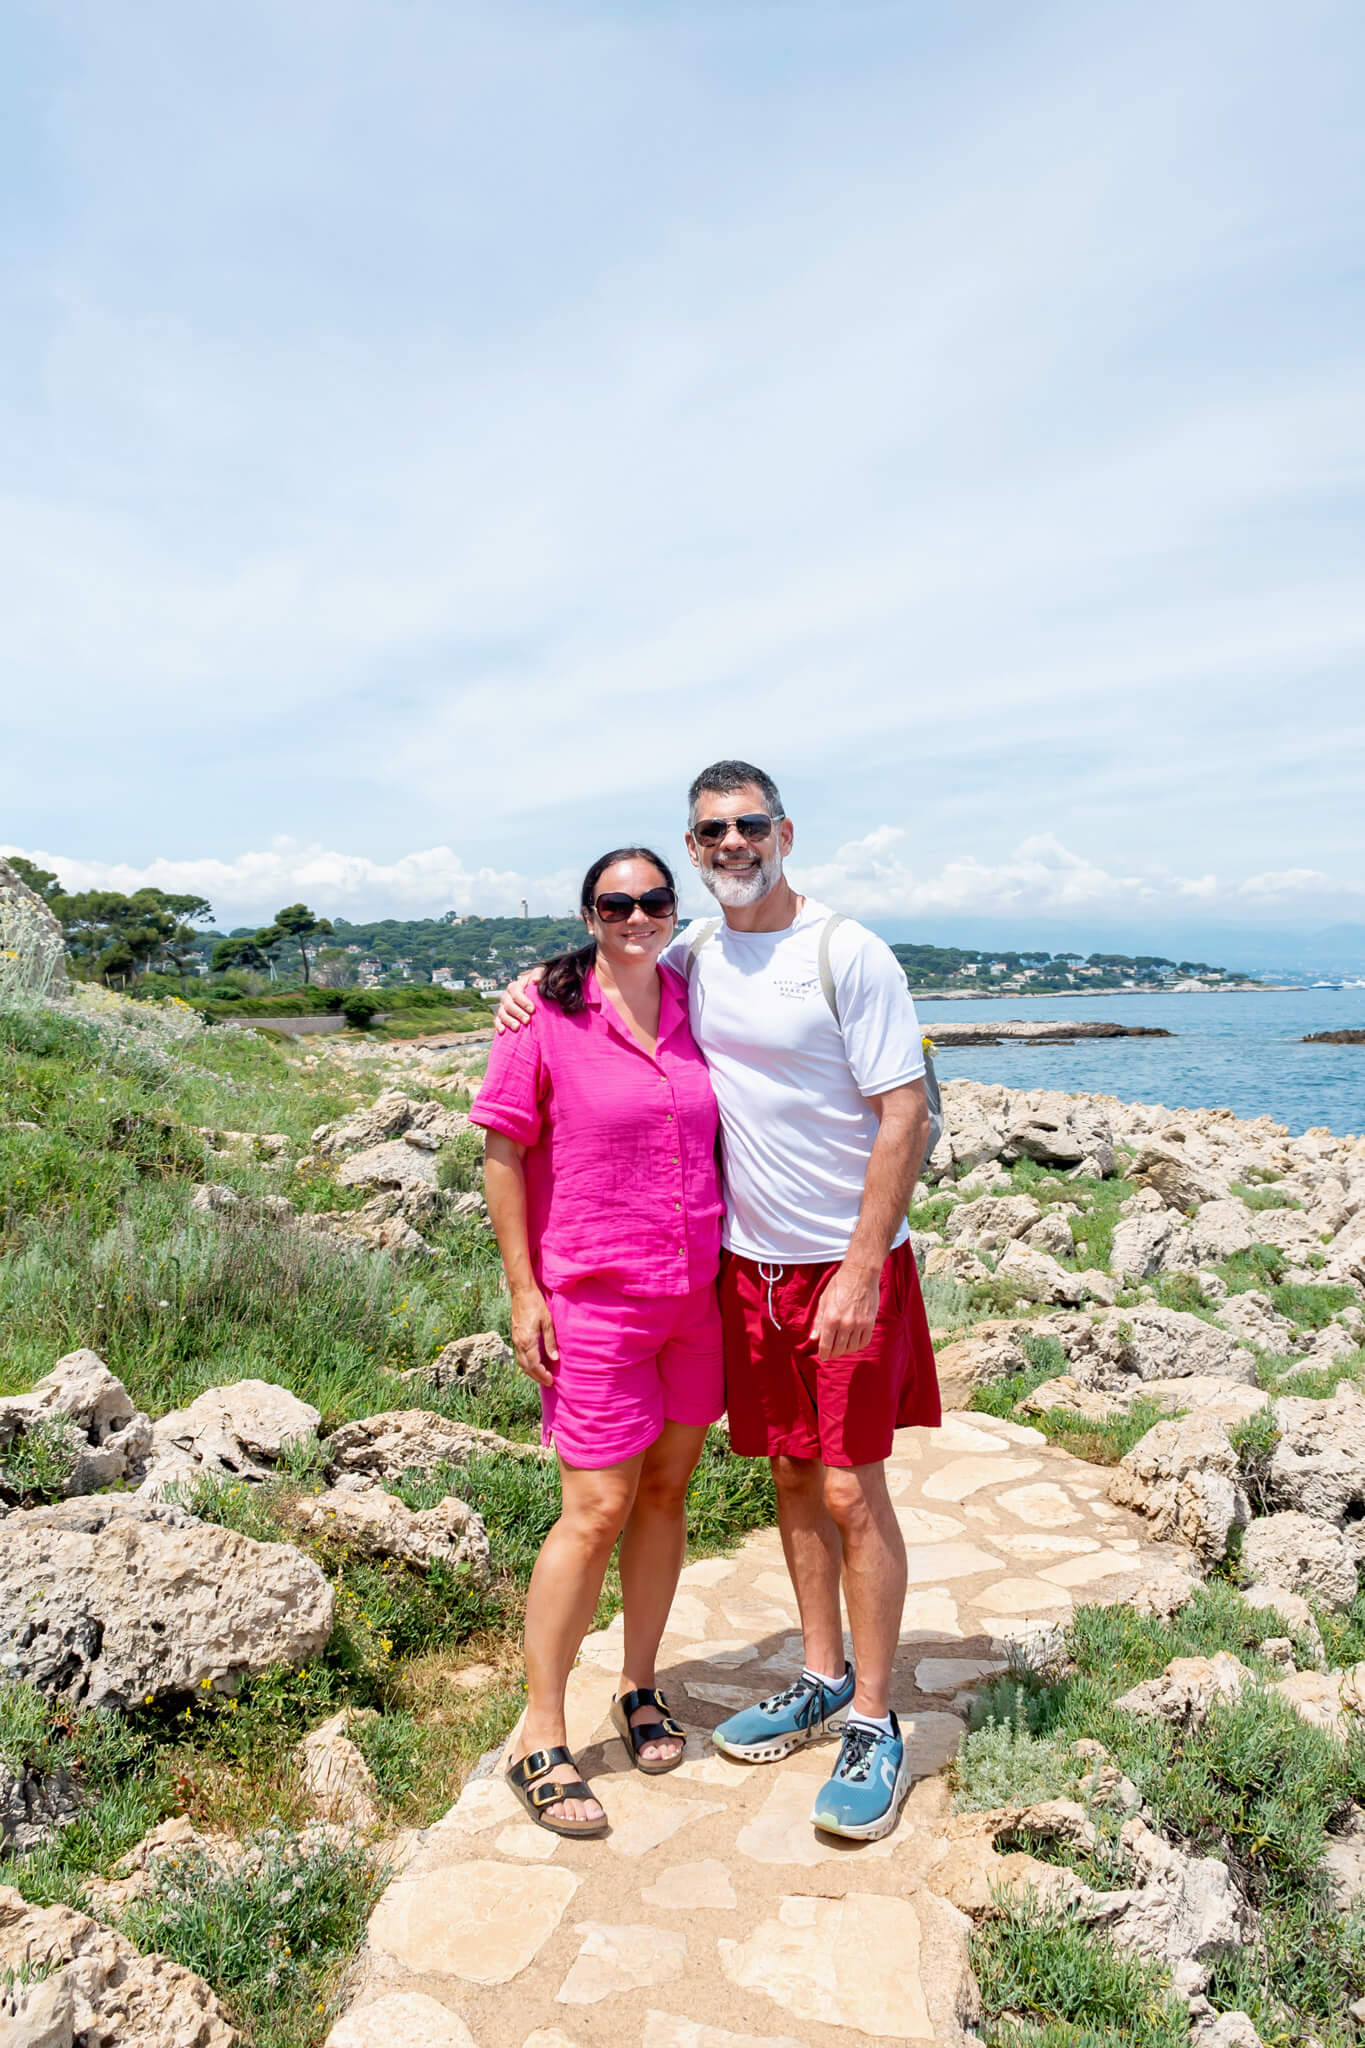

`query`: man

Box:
[499,760,940,1841]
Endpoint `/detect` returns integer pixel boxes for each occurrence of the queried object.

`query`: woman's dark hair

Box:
[540,846,678,1014]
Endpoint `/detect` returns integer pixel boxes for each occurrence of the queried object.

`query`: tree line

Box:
[10,860,332,990]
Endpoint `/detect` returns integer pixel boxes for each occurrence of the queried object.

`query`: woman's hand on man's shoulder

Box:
[495,967,543,1034]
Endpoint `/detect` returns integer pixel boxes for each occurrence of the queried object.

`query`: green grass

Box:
[968,1329,1168,1466]
[1268,1281,1358,1328]
[1230,1182,1302,1211]
[1217,1243,1289,1293]
[971,1900,1191,2048]
[954,1588,1365,2046]
[120,1831,385,2048]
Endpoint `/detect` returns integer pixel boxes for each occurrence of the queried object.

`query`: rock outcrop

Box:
[1240,1510,1358,1609]
[0,1351,152,1500]
[137,1379,321,1499]
[0,1883,235,2045]
[292,1486,491,1579]
[0,856,67,994]
[1266,1382,1365,1525]
[0,1497,333,1707]
[1107,1413,1250,1563]
[324,1410,546,1483]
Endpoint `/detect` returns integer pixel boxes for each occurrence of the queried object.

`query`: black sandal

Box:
[610,1687,687,1775]
[506,1746,608,1837]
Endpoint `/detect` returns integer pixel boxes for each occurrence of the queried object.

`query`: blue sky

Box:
[3,1,1363,948]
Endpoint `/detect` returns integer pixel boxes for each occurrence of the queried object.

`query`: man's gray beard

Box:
[701,847,784,908]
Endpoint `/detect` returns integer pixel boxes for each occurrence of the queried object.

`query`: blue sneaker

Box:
[810,1714,909,1841]
[711,1665,856,1764]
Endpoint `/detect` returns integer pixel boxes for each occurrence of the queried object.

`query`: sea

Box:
[914,987,1365,1140]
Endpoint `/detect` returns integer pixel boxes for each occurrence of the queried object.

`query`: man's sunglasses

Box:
[692,811,782,846]
[593,888,678,923]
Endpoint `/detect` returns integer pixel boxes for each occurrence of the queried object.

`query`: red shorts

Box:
[720,1240,941,1468]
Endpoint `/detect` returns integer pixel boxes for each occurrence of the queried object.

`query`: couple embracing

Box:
[472,759,941,1848]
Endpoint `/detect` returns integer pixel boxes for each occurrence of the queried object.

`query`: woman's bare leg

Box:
[617,1421,710,1763]
[520,1452,641,1824]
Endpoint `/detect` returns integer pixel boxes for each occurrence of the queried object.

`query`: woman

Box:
[470,847,725,1837]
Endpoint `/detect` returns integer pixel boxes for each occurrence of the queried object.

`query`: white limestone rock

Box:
[137,1379,320,1499]
[1266,1382,1365,1525]
[1113,1653,1254,1728]
[0,1351,153,1498]
[943,1196,1042,1253]
[0,1497,333,1708]
[1189,1199,1258,1262]
[297,1710,382,1828]
[324,1409,546,1482]
[1216,1291,1301,1355]
[1107,1413,1250,1563]
[292,1486,491,1579]
[0,1884,234,2045]
[1240,1511,1358,1610]
[1088,1816,1258,1996]
[1110,1213,1179,1281]
[1130,1138,1230,1211]
[1069,1306,1256,1392]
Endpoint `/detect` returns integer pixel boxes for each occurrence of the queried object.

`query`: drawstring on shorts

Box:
[757,1261,785,1330]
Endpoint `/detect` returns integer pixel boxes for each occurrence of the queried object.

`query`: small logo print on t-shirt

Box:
[773,976,821,1000]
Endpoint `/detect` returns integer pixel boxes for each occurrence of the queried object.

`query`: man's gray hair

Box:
[687,759,785,829]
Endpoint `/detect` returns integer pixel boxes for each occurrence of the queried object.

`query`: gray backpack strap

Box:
[816,913,848,1024]
[684,918,721,982]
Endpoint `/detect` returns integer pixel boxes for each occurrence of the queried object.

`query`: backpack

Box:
[685,912,944,1158]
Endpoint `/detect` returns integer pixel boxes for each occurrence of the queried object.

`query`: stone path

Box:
[328,1413,1184,2048]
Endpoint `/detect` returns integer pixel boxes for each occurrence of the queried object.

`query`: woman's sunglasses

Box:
[592,888,678,923]
[692,811,781,846]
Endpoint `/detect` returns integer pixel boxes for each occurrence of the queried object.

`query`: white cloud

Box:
[9,830,1362,929]
[791,829,1365,922]
[2,839,580,924]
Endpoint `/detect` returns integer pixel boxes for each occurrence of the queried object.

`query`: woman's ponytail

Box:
[540,941,598,1015]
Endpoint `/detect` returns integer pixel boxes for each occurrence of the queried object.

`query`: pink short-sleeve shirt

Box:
[469,965,724,1297]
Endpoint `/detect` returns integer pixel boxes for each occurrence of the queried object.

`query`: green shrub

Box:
[1268,1282,1357,1329]
[339,991,383,1029]
[1229,1409,1280,1516]
[1230,1183,1301,1211]
[435,1129,485,1194]
[120,1831,384,2048]
[1219,1244,1287,1292]
[953,1694,1083,1811]
[0,1416,82,1503]
[971,1899,1190,2048]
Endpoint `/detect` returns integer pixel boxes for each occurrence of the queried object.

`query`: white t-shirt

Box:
[663,898,925,1263]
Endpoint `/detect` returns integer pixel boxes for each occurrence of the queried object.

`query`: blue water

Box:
[914,988,1365,1138]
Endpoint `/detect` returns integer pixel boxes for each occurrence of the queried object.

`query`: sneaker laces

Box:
[833,1723,881,1783]
[759,1674,825,1726]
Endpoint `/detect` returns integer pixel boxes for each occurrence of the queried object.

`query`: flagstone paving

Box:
[328,1413,1185,2048]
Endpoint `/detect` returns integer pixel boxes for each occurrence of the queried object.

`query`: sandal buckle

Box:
[522,1748,554,1777]
[528,1780,563,1808]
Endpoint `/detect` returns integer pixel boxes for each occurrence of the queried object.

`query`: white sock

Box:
[847,1709,895,1739]
[802,1664,848,1693]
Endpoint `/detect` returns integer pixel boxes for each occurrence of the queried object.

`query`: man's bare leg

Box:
[771,1453,846,1679]
[822,1460,906,1719]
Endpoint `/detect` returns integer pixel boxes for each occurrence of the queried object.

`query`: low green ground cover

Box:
[957,1587,1365,2048]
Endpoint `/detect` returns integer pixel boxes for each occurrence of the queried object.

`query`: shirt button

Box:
[677,1248,685,1259]
[665,1113,674,1122]
[673,1201,681,1210]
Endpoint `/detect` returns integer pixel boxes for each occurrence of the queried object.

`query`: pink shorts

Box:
[541,1278,725,1468]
